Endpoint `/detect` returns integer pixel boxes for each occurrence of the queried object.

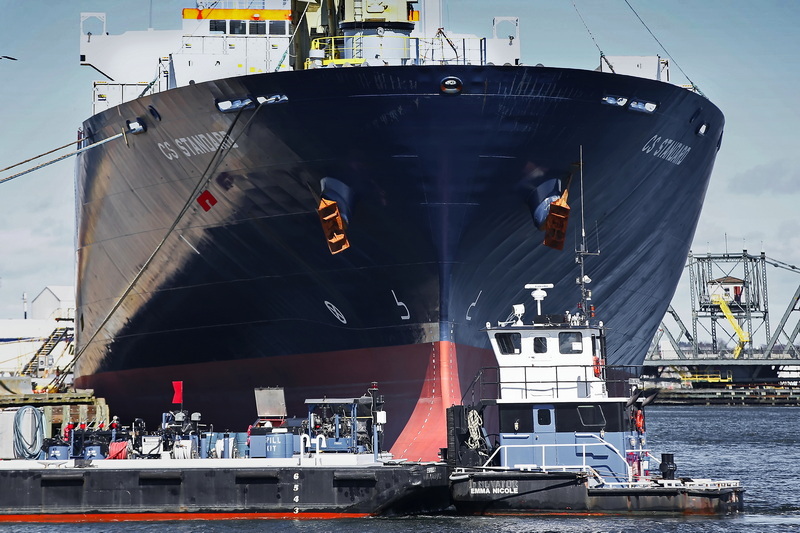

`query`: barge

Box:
[0,385,449,521]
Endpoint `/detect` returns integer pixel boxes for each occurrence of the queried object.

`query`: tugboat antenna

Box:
[576,145,599,324]
[580,145,586,250]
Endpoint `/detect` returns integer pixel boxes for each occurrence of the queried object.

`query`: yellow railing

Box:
[304,34,486,69]
[682,372,734,383]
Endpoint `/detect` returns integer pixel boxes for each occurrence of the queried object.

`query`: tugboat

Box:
[446,256,744,515]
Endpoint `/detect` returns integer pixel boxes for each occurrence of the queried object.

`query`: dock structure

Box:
[653,385,800,406]
[0,390,98,408]
[645,250,800,401]
[0,388,109,441]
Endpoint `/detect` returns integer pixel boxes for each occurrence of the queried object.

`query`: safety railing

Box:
[304,35,487,68]
[193,0,280,8]
[682,371,734,383]
[469,364,643,403]
[476,436,653,487]
[180,34,289,56]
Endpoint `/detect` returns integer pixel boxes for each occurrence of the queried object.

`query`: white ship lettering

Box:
[157,131,239,160]
[642,134,691,165]
[492,486,519,494]
[158,142,179,160]
[469,480,519,495]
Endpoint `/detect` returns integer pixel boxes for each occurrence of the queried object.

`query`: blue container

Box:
[293,434,301,455]
[284,432,294,457]
[221,433,231,459]
[249,435,267,458]
[47,446,69,460]
[199,434,210,459]
[83,445,104,460]
[234,432,249,458]
[265,433,292,458]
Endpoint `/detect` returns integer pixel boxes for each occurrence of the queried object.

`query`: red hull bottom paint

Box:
[391,341,464,460]
[75,342,494,462]
[0,513,371,523]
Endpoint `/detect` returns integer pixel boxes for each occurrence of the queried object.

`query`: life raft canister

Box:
[634,409,645,433]
[592,355,604,377]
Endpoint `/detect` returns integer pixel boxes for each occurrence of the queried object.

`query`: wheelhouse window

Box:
[250,21,266,34]
[534,336,547,353]
[210,20,227,33]
[495,332,521,355]
[577,405,606,427]
[499,406,533,433]
[536,409,551,426]
[554,403,624,432]
[269,20,288,35]
[230,20,247,35]
[559,332,582,354]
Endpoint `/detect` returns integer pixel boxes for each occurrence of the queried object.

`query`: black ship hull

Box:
[74,65,723,460]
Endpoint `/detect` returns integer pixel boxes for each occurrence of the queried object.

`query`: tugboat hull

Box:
[450,470,744,516]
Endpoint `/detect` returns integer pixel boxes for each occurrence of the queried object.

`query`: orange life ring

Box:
[634,409,645,433]
[592,356,603,378]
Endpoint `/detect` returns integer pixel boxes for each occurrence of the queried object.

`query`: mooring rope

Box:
[572,0,615,73]
[0,138,83,174]
[50,101,267,391]
[0,133,124,185]
[623,0,704,96]
[572,0,704,95]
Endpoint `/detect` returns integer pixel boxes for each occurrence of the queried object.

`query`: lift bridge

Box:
[645,250,800,385]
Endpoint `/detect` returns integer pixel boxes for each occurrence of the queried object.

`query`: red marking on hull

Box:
[171,380,183,404]
[0,512,370,523]
[196,190,217,211]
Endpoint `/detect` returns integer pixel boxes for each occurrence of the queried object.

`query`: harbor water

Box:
[0,405,796,532]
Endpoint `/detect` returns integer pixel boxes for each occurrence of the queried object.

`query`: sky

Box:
[0,0,799,345]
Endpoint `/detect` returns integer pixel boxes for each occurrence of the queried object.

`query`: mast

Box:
[576,145,599,324]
